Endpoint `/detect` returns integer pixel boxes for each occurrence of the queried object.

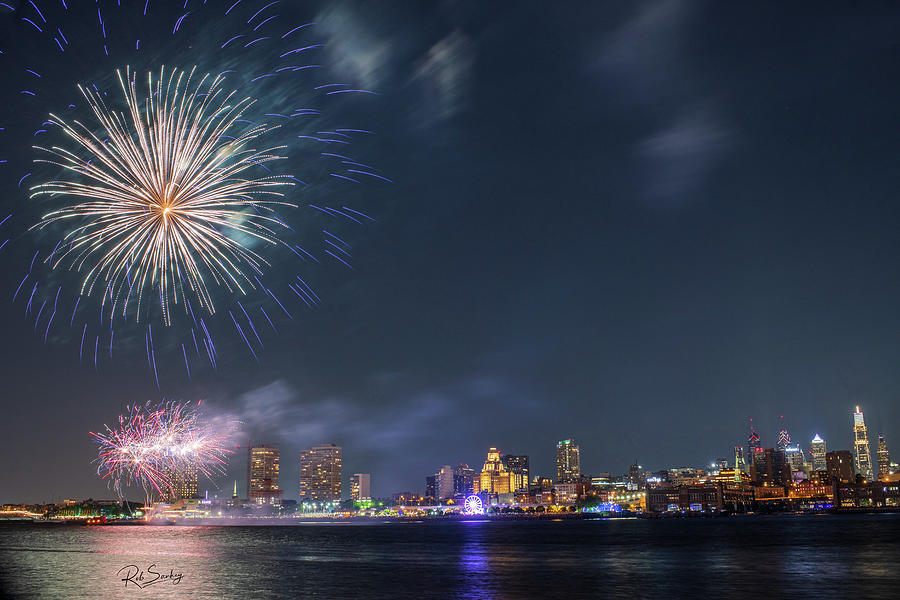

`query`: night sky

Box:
[2,1,900,503]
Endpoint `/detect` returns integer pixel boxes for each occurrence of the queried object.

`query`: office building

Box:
[454,464,476,496]
[248,444,282,504]
[161,463,199,504]
[473,447,514,495]
[877,435,892,479]
[784,445,805,472]
[502,455,530,492]
[436,465,455,500]
[810,434,827,471]
[556,439,581,483]
[852,407,874,480]
[826,450,855,484]
[299,444,343,502]
[350,473,372,501]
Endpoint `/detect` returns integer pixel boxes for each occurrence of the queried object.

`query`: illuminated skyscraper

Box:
[777,428,791,452]
[852,406,874,480]
[473,447,514,494]
[248,444,282,504]
[454,464,475,496]
[748,421,761,457]
[436,465,455,500]
[556,439,581,483]
[350,473,371,501]
[299,444,343,502]
[162,463,199,503]
[877,435,891,479]
[784,446,805,472]
[502,455,530,492]
[810,434,827,471]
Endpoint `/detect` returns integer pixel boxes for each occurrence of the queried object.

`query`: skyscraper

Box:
[810,434,827,471]
[350,473,372,501]
[502,455,530,492]
[473,447,514,494]
[777,428,791,452]
[748,421,761,457]
[556,439,581,482]
[852,406,874,480]
[436,465,455,500]
[784,446,805,473]
[299,444,343,502]
[248,444,282,504]
[162,463,199,503]
[877,434,891,479]
[453,463,475,496]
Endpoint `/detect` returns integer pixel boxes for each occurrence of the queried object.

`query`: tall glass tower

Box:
[556,439,581,482]
[810,434,827,471]
[852,406,873,480]
[877,434,891,479]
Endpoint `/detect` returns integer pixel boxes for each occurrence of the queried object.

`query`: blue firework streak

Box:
[0,0,386,386]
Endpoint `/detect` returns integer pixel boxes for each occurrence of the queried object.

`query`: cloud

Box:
[636,106,731,206]
[410,29,475,125]
[314,3,394,90]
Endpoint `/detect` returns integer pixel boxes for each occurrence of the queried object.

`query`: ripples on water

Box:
[1,515,899,599]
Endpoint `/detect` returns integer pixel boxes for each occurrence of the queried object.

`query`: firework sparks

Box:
[31,66,295,326]
[90,400,232,500]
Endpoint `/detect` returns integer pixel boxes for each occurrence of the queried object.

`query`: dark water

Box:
[1,515,899,599]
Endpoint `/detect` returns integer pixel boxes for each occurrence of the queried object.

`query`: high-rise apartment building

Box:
[473,447,514,494]
[810,434,827,471]
[299,444,343,502]
[248,445,282,504]
[436,465,455,500]
[556,439,581,483]
[502,455,530,492]
[350,473,372,501]
[826,450,855,484]
[852,406,874,480]
[877,435,891,479]
[162,463,199,503]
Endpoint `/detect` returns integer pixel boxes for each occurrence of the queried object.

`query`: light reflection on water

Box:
[0,516,898,599]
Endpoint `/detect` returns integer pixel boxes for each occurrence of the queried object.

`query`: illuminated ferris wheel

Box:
[464,495,483,515]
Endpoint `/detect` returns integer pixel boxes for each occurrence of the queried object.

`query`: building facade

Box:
[162,463,199,504]
[299,444,343,502]
[473,447,514,495]
[454,464,475,496]
[826,450,855,484]
[556,439,581,482]
[248,445,282,504]
[877,435,891,479]
[350,473,371,501]
[436,465,455,500]
[502,455,530,492]
[810,434,827,471]
[852,407,874,480]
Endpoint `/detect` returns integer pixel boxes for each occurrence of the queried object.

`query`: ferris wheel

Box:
[464,495,484,515]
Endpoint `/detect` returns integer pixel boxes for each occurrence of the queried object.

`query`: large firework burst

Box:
[32,66,294,326]
[0,1,386,383]
[91,400,232,501]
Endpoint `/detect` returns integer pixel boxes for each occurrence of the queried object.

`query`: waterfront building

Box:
[473,447,514,494]
[826,450,855,484]
[299,444,343,502]
[750,448,789,485]
[810,434,827,471]
[877,435,892,479]
[424,476,436,501]
[852,407,874,480]
[248,445,282,504]
[350,473,372,501]
[502,455,530,492]
[161,463,200,504]
[454,464,475,496]
[436,465,455,500]
[556,439,581,482]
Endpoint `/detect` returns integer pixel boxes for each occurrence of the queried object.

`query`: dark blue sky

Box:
[2,1,900,503]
